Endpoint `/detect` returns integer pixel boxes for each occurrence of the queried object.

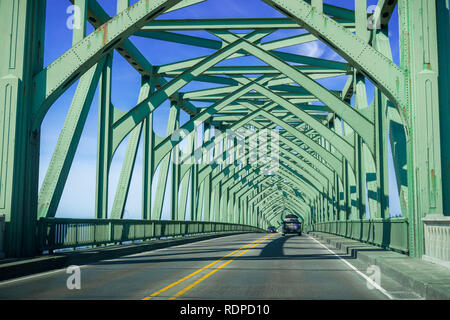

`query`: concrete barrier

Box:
[423,214,450,269]
[309,231,450,299]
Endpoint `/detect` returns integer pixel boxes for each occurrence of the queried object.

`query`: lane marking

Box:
[143,234,275,300]
[168,234,276,300]
[307,235,394,300]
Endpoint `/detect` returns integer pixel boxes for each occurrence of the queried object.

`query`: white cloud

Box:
[326,50,346,62]
[295,40,347,63]
[297,40,325,58]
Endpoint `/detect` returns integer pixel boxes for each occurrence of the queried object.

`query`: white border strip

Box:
[308,234,394,300]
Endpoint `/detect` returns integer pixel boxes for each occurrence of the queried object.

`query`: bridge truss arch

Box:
[0,0,449,261]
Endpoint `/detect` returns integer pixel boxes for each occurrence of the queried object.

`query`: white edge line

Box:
[308,234,394,300]
[0,264,88,287]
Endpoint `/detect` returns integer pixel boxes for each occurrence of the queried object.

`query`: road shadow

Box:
[259,234,290,258]
[90,235,362,266]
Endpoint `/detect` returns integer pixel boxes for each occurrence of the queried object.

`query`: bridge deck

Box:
[0,233,420,300]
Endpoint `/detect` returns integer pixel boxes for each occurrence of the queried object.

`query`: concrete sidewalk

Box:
[309,231,450,300]
[0,232,253,282]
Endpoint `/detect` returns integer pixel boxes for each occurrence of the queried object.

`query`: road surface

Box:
[0,233,421,300]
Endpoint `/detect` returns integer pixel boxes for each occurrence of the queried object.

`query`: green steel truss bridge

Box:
[0,0,449,282]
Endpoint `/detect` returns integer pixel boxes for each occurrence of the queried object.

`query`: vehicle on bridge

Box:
[267,226,277,233]
[281,214,302,236]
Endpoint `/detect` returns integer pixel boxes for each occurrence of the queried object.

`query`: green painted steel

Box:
[37,218,264,252]
[304,218,409,254]
[0,0,449,262]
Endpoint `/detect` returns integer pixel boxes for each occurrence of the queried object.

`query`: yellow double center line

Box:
[143,233,276,300]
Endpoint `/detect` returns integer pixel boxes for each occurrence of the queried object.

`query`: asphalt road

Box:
[0,233,420,300]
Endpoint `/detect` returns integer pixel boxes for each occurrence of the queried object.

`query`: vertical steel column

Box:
[333,170,339,221]
[212,127,222,222]
[202,124,212,221]
[334,117,349,220]
[142,78,156,220]
[228,137,238,223]
[220,182,229,222]
[234,194,239,224]
[327,120,338,222]
[318,137,326,222]
[372,26,390,220]
[343,123,357,220]
[110,79,151,219]
[326,182,332,222]
[320,195,324,223]
[0,0,45,257]
[189,118,199,221]
[323,138,331,222]
[436,0,450,217]
[354,72,368,220]
[177,131,195,221]
[218,132,228,222]
[248,194,253,226]
[95,54,113,220]
[373,85,389,219]
[195,125,209,221]
[354,0,371,222]
[399,0,445,257]
[355,0,370,43]
[152,99,180,220]
[73,0,87,45]
[214,181,222,222]
[170,106,181,221]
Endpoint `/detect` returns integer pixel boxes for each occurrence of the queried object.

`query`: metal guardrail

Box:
[37,218,265,252]
[304,218,409,254]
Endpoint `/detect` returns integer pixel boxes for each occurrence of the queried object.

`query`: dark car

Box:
[267,226,277,233]
[281,214,302,236]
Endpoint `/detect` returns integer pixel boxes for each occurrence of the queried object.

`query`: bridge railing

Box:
[304,218,409,254]
[37,218,264,252]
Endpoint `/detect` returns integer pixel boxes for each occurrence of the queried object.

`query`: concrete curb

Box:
[309,231,450,300]
[0,232,257,282]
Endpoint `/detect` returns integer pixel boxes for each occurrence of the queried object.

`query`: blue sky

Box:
[40,0,403,220]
